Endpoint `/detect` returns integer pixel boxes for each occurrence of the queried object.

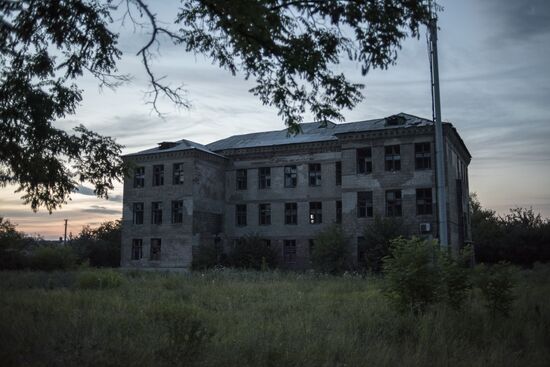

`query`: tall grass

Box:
[0,267,549,366]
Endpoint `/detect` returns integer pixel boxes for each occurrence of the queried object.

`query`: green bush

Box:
[311,225,350,274]
[474,262,517,317]
[438,246,473,310]
[228,235,277,270]
[362,216,407,272]
[30,246,76,271]
[77,270,124,289]
[383,237,442,313]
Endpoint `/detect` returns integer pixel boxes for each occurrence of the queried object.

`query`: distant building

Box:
[121,113,471,270]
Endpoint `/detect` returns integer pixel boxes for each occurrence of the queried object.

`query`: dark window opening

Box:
[285,202,298,225]
[308,163,321,186]
[173,163,185,185]
[133,167,145,188]
[150,238,161,261]
[357,191,373,218]
[284,165,297,188]
[309,202,322,224]
[284,240,297,264]
[385,145,401,171]
[236,169,247,190]
[416,188,433,215]
[153,165,164,186]
[131,239,143,260]
[335,161,342,185]
[236,204,247,226]
[259,203,271,225]
[171,200,183,223]
[259,167,271,189]
[356,148,372,174]
[386,190,402,217]
[415,142,432,170]
[151,201,163,224]
[336,200,342,224]
[133,202,144,225]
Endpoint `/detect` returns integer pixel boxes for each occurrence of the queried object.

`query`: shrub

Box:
[311,225,350,274]
[228,235,277,270]
[474,262,517,317]
[30,246,76,271]
[362,216,407,272]
[438,246,473,310]
[77,270,124,289]
[383,237,441,313]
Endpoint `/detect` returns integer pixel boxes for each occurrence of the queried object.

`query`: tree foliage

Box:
[361,216,407,272]
[1,0,434,211]
[71,219,121,267]
[311,224,350,274]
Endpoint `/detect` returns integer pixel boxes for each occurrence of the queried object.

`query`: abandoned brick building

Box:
[121,113,471,270]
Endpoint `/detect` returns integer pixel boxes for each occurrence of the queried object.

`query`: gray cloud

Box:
[75,185,122,202]
[482,0,550,40]
[83,205,122,215]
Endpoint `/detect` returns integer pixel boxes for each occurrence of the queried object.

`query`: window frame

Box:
[150,238,161,261]
[171,200,184,223]
[356,148,372,174]
[152,164,164,186]
[283,239,297,264]
[285,202,298,225]
[384,145,401,172]
[236,204,247,226]
[133,166,145,188]
[151,201,163,224]
[335,161,342,185]
[236,169,247,190]
[284,165,297,188]
[416,188,433,215]
[308,163,322,187]
[309,201,323,224]
[172,163,185,185]
[385,190,402,217]
[259,203,271,225]
[132,202,144,225]
[357,191,373,218]
[415,142,432,170]
[336,200,342,224]
[258,167,271,189]
[131,239,143,260]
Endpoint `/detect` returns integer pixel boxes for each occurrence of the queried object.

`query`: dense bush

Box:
[228,235,277,270]
[0,217,32,270]
[471,194,550,266]
[30,246,77,271]
[474,262,517,317]
[77,270,124,289]
[362,216,407,272]
[70,220,121,267]
[311,225,350,274]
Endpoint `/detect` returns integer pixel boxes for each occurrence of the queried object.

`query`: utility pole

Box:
[64,219,68,244]
[428,3,448,248]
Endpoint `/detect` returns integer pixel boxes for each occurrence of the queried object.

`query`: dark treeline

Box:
[0,218,120,270]
[470,194,550,267]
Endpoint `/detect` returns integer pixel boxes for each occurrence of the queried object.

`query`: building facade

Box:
[121,113,471,270]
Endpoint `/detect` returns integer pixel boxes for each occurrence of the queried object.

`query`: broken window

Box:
[385,145,401,171]
[356,148,372,174]
[236,169,247,190]
[131,239,143,260]
[285,202,298,225]
[259,203,271,225]
[335,161,342,185]
[308,163,321,186]
[309,202,322,224]
[173,163,184,185]
[416,188,433,215]
[171,200,184,223]
[415,142,431,170]
[133,202,144,225]
[284,165,297,188]
[151,201,163,224]
[153,165,164,186]
[336,200,342,223]
[150,238,161,261]
[284,240,297,264]
[236,204,247,226]
[357,191,373,218]
[258,167,271,189]
[133,167,145,188]
[386,190,402,217]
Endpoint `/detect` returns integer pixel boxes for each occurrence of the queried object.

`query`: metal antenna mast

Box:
[427,1,448,248]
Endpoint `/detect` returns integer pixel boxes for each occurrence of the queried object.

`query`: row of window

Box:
[132,143,432,189]
[131,238,161,261]
[132,200,184,225]
[233,188,433,227]
[133,163,185,188]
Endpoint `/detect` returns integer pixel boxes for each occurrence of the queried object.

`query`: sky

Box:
[1,0,549,239]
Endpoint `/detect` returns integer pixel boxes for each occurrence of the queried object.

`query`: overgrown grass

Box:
[0,266,549,366]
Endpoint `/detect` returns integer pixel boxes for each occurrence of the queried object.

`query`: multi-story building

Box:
[121,113,471,270]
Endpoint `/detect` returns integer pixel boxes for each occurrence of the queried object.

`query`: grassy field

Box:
[1,267,549,367]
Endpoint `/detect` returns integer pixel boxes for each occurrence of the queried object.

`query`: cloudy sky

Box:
[1,0,549,239]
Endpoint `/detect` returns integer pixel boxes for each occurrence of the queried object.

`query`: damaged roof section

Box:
[206,113,432,151]
[124,138,223,158]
